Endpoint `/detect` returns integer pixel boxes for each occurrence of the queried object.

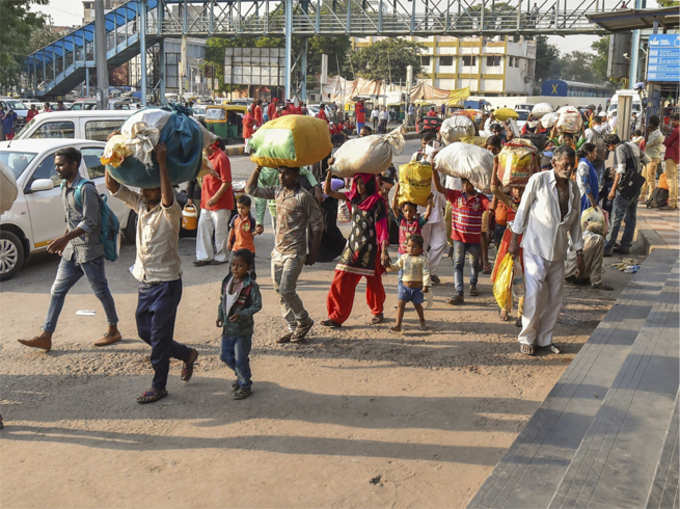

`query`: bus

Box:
[541,79,612,99]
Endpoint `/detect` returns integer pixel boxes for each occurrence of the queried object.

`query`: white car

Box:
[0,139,136,280]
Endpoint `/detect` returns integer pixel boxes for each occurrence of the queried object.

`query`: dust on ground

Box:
[0,236,636,509]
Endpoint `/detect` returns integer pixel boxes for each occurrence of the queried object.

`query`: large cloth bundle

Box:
[331,127,405,177]
[494,107,519,121]
[440,115,476,144]
[531,103,553,118]
[249,115,331,168]
[581,206,608,235]
[497,138,540,188]
[556,106,583,134]
[104,109,204,188]
[398,161,433,206]
[433,142,494,192]
[540,111,559,129]
[0,162,18,214]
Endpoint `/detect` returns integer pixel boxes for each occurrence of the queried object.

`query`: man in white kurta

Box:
[508,145,585,355]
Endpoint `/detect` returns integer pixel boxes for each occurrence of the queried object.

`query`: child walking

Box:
[216,249,262,400]
[432,169,489,305]
[391,182,431,256]
[387,235,431,332]
[227,195,260,277]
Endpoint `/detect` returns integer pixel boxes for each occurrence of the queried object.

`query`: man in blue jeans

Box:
[106,143,198,404]
[18,147,121,352]
[603,134,648,256]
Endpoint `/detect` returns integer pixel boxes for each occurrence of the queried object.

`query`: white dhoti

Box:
[422,221,447,276]
[196,208,232,262]
[519,250,565,347]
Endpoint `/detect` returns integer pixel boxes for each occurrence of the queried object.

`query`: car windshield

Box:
[517,111,530,121]
[205,108,225,120]
[0,151,38,179]
[8,101,27,110]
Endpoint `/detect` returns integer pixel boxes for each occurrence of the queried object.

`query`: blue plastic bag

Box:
[107,111,203,189]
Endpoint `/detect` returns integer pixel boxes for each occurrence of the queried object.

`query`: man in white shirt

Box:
[106,143,199,404]
[509,145,584,356]
[370,107,379,131]
[411,131,447,284]
[641,115,665,202]
[378,106,389,133]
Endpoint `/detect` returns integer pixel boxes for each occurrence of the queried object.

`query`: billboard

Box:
[647,34,680,82]
[224,47,285,86]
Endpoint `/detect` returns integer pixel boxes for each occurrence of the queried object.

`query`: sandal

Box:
[320,319,341,328]
[181,349,199,382]
[277,332,293,344]
[482,263,493,274]
[136,388,168,404]
[499,309,510,322]
[520,344,535,356]
[370,314,384,325]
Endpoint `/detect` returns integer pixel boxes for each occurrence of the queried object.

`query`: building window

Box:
[439,56,453,66]
[515,57,521,67]
[486,55,501,67]
[421,56,431,66]
[462,55,476,67]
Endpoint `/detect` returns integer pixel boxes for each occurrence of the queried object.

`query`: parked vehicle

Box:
[0,139,136,280]
[204,104,247,143]
[70,99,98,110]
[14,110,132,142]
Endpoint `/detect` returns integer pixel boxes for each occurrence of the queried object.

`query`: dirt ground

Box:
[0,231,636,509]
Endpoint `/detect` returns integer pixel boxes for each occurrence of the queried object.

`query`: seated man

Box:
[565,211,612,291]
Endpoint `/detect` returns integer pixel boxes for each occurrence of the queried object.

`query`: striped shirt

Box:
[445,190,489,244]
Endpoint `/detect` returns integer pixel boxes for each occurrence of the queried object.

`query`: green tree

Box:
[591,36,610,83]
[534,35,561,84]
[559,51,597,82]
[0,0,47,90]
[346,38,422,83]
[28,23,64,53]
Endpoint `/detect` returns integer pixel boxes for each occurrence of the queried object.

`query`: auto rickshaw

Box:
[204,104,247,143]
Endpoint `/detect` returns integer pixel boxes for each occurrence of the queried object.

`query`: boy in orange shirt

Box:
[228,195,260,277]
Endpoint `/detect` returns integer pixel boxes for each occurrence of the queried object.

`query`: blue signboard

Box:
[647,34,680,82]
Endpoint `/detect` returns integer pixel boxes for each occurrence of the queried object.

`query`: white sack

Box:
[440,115,476,144]
[433,142,494,193]
[331,126,405,177]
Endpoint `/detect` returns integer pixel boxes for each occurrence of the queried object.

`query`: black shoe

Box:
[292,320,314,340]
[603,250,613,257]
[448,294,464,305]
[231,380,240,391]
[193,260,211,267]
[469,285,479,296]
[430,275,441,285]
[613,245,630,254]
[233,386,252,400]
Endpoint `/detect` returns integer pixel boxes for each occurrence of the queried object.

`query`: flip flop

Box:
[136,388,168,404]
[520,344,535,356]
[181,349,199,382]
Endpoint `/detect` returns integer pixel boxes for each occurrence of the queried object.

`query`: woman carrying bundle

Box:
[321,172,390,328]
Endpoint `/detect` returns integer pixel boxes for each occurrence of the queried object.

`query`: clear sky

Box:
[36,0,648,55]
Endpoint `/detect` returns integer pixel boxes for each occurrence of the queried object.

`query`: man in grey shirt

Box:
[18,147,121,352]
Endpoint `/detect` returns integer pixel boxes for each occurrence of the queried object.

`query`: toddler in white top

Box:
[386,234,430,332]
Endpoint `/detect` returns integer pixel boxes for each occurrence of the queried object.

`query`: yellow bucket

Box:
[181,203,198,230]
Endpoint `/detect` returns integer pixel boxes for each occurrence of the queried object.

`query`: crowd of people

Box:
[7,101,678,430]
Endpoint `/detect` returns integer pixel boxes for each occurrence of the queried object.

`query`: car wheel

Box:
[0,230,25,281]
[123,211,137,245]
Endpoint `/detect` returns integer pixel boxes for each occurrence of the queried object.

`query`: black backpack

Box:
[617,143,646,200]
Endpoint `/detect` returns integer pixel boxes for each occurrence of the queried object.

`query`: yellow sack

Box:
[398,161,433,206]
[493,253,514,311]
[249,114,332,168]
[494,107,519,121]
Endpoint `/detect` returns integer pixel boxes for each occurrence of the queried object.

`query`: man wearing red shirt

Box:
[663,114,679,209]
[253,99,263,126]
[316,104,328,122]
[242,106,257,154]
[194,141,234,266]
[355,100,366,135]
[267,97,278,121]
[26,105,38,123]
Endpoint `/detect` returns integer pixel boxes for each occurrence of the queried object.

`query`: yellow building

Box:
[353,35,537,96]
